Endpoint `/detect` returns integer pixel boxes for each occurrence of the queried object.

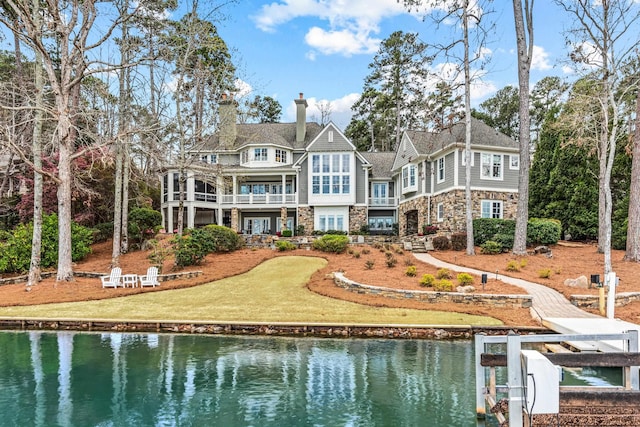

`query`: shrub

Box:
[520,259,528,268]
[147,239,171,272]
[393,245,404,255]
[480,241,502,255]
[0,214,93,274]
[432,235,451,250]
[473,218,515,245]
[364,260,375,270]
[436,268,451,279]
[275,240,297,251]
[457,273,474,286]
[451,232,467,251]
[492,233,514,251]
[281,229,293,237]
[93,221,114,243]
[128,208,162,244]
[527,218,561,245]
[361,247,370,255]
[423,224,438,235]
[352,251,361,258]
[312,234,349,253]
[201,225,244,252]
[295,225,305,236]
[506,260,520,272]
[405,266,417,277]
[434,279,453,292]
[404,257,415,266]
[386,256,398,268]
[419,274,435,287]
[171,234,205,267]
[538,268,552,279]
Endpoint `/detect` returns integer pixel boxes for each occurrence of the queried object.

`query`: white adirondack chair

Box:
[100,267,122,288]
[140,266,160,287]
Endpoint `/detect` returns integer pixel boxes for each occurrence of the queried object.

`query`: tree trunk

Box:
[624,86,640,261]
[463,0,475,256]
[512,0,533,256]
[28,20,45,287]
[111,140,123,267]
[56,136,74,282]
[121,142,130,253]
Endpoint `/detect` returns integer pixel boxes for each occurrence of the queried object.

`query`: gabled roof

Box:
[431,117,518,151]
[204,122,324,151]
[361,152,396,180]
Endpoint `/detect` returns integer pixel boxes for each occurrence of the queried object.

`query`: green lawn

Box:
[0,256,502,326]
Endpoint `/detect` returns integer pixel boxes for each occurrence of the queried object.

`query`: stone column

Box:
[280,206,288,231]
[231,207,239,232]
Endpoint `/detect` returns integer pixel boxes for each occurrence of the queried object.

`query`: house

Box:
[392,117,520,236]
[159,95,518,238]
[160,93,396,235]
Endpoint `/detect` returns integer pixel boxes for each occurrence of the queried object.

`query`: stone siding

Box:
[570,292,640,309]
[333,272,532,309]
[398,190,518,237]
[297,206,314,235]
[349,205,368,232]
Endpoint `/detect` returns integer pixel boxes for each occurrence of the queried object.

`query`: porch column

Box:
[231,207,239,232]
[187,205,195,229]
[167,206,173,233]
[282,173,286,202]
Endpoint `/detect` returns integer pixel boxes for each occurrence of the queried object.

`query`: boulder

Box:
[456,285,476,293]
[564,275,589,289]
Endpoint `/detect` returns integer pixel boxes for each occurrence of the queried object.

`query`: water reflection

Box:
[0,332,485,426]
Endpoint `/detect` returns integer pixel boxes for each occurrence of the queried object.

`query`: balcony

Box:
[221,193,297,205]
[368,197,398,207]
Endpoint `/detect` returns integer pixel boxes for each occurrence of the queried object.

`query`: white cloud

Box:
[251,0,409,57]
[531,45,552,71]
[305,27,381,56]
[233,79,253,98]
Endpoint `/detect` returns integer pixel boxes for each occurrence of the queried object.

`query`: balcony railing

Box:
[368,197,398,207]
[220,193,297,205]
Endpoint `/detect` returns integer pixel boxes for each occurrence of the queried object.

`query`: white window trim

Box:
[401,164,417,193]
[437,202,444,222]
[480,153,504,181]
[311,153,351,195]
[509,154,520,170]
[481,200,503,219]
[437,157,445,183]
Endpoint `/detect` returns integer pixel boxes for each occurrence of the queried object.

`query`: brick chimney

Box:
[294,92,307,143]
[219,93,237,148]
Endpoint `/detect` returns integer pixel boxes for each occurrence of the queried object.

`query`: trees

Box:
[624,87,640,261]
[245,95,282,123]
[471,86,520,140]
[346,31,431,152]
[555,0,640,274]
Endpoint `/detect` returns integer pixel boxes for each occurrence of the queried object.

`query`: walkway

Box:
[412,252,599,321]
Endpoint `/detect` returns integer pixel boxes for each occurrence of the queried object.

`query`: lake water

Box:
[0,331,491,427]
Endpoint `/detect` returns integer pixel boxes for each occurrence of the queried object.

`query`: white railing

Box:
[220,194,297,205]
[368,197,398,207]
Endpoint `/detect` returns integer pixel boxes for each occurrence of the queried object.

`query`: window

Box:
[372,183,388,205]
[402,164,417,193]
[328,130,334,142]
[368,216,394,231]
[311,154,351,195]
[163,174,168,202]
[481,153,503,180]
[199,154,217,164]
[241,150,249,164]
[254,148,267,161]
[318,214,346,231]
[244,218,270,234]
[437,157,445,183]
[275,149,287,163]
[194,180,216,202]
[510,155,519,170]
[437,203,444,222]
[481,200,503,219]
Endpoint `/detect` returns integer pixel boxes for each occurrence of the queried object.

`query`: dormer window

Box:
[275,149,287,163]
[199,154,217,164]
[254,148,267,162]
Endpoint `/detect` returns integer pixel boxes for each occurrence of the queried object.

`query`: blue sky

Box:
[212,0,574,129]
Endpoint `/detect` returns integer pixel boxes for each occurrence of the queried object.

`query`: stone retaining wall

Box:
[0,318,544,338]
[333,272,532,309]
[570,292,640,309]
